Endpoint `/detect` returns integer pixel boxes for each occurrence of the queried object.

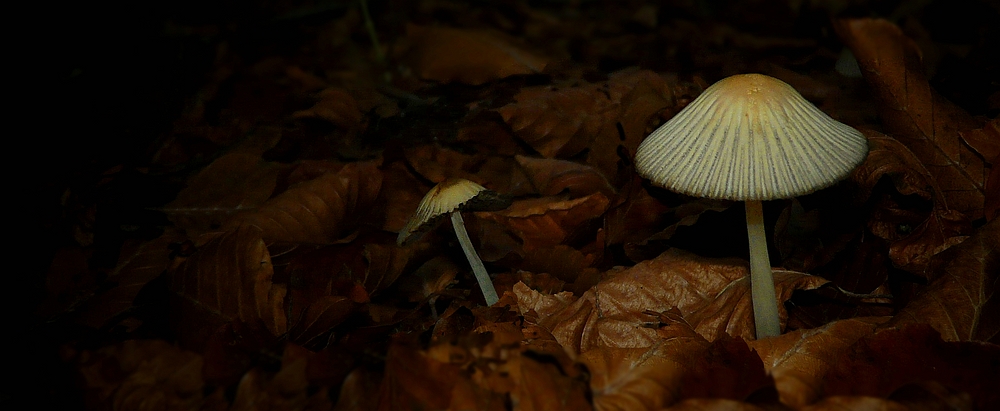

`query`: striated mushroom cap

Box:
[635,73,869,201]
[396,178,511,246]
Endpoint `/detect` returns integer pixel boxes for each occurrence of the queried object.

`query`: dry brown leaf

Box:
[748,317,889,408]
[887,218,999,342]
[168,225,287,348]
[293,88,363,130]
[289,296,355,346]
[799,396,909,411]
[837,18,987,219]
[226,161,381,244]
[514,249,830,355]
[376,340,466,411]
[373,162,429,233]
[230,344,334,411]
[583,322,771,411]
[497,81,620,158]
[820,325,1000,409]
[397,25,547,85]
[853,131,973,273]
[587,69,694,183]
[404,144,484,185]
[78,340,212,411]
[504,353,593,411]
[77,229,185,328]
[663,398,769,411]
[477,193,610,252]
[515,155,615,198]
[164,152,285,232]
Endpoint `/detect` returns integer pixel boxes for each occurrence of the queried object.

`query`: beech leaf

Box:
[887,218,999,341]
[225,161,381,244]
[163,152,284,232]
[836,18,987,219]
[397,25,547,85]
[168,225,287,347]
[513,249,830,355]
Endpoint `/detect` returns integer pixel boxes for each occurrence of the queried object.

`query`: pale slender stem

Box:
[746,200,781,338]
[450,211,500,306]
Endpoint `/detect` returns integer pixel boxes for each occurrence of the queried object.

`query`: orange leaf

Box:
[225,161,381,244]
[292,88,363,130]
[836,18,987,219]
[886,218,999,341]
[397,25,547,85]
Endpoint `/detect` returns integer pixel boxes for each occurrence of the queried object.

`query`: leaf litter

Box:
[37,2,1000,410]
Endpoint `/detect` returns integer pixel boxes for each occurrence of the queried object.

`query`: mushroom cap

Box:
[396,178,510,246]
[635,73,869,201]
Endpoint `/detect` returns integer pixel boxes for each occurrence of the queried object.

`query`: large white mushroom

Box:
[634,73,869,338]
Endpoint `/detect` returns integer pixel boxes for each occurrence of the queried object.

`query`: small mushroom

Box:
[634,73,868,338]
[397,178,511,306]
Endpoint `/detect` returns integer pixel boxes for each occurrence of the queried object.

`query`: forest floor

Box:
[23,0,1000,410]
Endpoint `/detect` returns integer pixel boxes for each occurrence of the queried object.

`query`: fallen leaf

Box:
[225,161,381,244]
[515,155,615,198]
[78,340,212,411]
[514,249,830,355]
[293,88,363,130]
[837,18,987,219]
[168,225,287,348]
[853,131,973,273]
[497,81,619,158]
[478,193,610,252]
[77,229,185,329]
[163,152,285,232]
[397,25,547,85]
[887,218,999,342]
[582,322,772,411]
[587,69,695,183]
[822,325,1000,409]
[748,317,889,408]
[799,396,909,411]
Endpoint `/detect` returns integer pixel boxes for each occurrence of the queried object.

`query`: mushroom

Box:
[634,73,868,338]
[397,178,511,306]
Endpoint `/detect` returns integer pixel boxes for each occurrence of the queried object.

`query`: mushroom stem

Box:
[450,211,500,306]
[745,200,781,338]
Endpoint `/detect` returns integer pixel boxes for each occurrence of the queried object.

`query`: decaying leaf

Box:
[478,193,610,252]
[168,225,287,348]
[225,161,381,244]
[497,81,620,158]
[887,218,999,342]
[78,340,216,411]
[76,229,185,329]
[514,249,830,355]
[749,317,889,407]
[397,25,547,85]
[853,131,973,273]
[163,152,285,232]
[837,18,988,219]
